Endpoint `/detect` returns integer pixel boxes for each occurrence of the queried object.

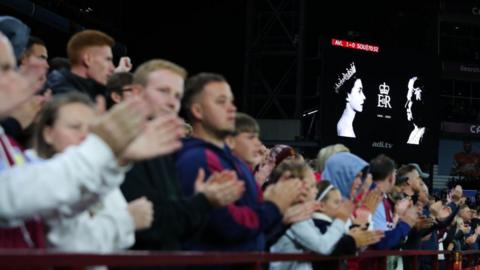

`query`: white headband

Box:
[317,184,334,202]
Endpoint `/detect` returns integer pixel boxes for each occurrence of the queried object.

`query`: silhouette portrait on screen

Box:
[335,62,366,138]
[405,76,426,145]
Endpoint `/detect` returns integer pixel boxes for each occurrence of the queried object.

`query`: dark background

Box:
[1,0,479,166]
[320,43,439,163]
[0,0,247,98]
[0,0,439,113]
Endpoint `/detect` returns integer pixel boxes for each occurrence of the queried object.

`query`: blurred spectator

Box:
[177,72,301,251]
[119,60,244,252]
[226,112,263,170]
[2,36,51,147]
[270,163,382,270]
[256,144,298,188]
[315,144,350,182]
[48,30,115,99]
[370,155,415,250]
[48,57,70,72]
[0,15,30,61]
[322,152,368,201]
[32,92,152,252]
[452,140,480,177]
[105,72,135,108]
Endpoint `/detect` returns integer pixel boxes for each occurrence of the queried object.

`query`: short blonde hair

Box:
[133,59,187,86]
[315,144,350,172]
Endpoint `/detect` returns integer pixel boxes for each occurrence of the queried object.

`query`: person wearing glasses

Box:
[106,72,138,108]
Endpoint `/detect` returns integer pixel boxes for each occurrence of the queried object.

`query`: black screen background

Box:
[318,43,439,163]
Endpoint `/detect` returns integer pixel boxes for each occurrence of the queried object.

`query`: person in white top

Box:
[32,92,153,252]
[270,161,383,270]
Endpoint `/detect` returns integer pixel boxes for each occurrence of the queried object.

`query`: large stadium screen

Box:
[318,38,439,162]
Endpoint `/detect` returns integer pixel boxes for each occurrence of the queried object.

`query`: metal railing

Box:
[0,249,473,270]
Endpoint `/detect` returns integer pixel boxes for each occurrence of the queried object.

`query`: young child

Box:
[270,160,383,270]
[225,112,263,170]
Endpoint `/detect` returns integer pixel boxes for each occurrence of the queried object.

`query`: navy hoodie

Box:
[175,137,282,251]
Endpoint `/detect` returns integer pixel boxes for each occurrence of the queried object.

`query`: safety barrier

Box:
[0,249,475,270]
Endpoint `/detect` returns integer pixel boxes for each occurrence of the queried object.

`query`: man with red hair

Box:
[48,30,116,99]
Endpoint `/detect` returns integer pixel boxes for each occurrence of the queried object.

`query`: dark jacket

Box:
[403,202,459,250]
[120,155,213,251]
[47,69,107,99]
[444,227,465,251]
[401,202,459,270]
[1,117,23,145]
[175,137,282,251]
[0,117,35,148]
[418,202,459,249]
[372,215,411,250]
